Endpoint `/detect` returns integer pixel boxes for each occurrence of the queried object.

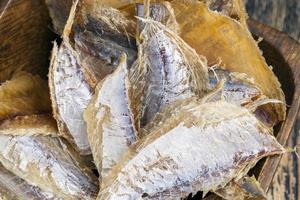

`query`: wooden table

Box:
[246,1,300,199]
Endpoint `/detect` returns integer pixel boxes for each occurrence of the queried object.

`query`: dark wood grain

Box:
[247,19,300,194]
[0,0,55,83]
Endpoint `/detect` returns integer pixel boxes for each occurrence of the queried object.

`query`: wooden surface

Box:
[246,1,300,199]
[0,0,55,82]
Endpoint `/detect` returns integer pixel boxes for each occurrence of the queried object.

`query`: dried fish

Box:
[129,18,208,131]
[0,114,57,136]
[99,99,284,199]
[65,0,137,88]
[84,55,137,179]
[170,0,286,124]
[0,117,99,200]
[0,163,60,200]
[0,71,51,121]
[49,41,92,155]
[208,69,263,105]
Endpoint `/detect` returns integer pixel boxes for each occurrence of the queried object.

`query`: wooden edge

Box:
[248,19,300,191]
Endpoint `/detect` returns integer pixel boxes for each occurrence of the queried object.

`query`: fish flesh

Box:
[208,68,263,106]
[0,163,60,200]
[129,18,209,131]
[84,55,137,179]
[65,0,137,88]
[0,116,99,200]
[49,41,92,155]
[169,0,285,125]
[0,114,57,136]
[0,71,51,121]
[98,99,284,199]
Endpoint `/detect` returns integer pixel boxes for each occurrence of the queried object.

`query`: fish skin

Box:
[0,163,61,200]
[208,69,263,105]
[129,19,208,130]
[84,55,137,179]
[98,100,284,200]
[0,120,99,200]
[68,1,137,88]
[49,41,92,155]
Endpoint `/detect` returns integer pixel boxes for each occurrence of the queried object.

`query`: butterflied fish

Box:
[0,71,51,121]
[129,18,208,131]
[0,116,99,200]
[98,99,284,199]
[170,0,286,124]
[65,0,137,88]
[0,163,60,200]
[208,69,263,106]
[49,41,92,155]
[84,55,137,179]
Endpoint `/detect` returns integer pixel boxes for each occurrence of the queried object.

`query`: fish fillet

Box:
[49,41,92,155]
[0,117,99,200]
[0,163,60,200]
[171,0,286,124]
[65,0,137,88]
[129,19,209,130]
[99,99,284,199]
[84,55,137,179]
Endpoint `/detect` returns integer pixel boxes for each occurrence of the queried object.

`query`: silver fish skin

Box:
[0,134,98,200]
[208,69,263,105]
[129,19,208,129]
[84,55,137,179]
[98,100,284,200]
[49,41,92,155]
[0,163,60,200]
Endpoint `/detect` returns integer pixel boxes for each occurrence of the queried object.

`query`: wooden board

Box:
[0,0,56,82]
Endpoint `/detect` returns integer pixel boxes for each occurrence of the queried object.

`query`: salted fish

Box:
[0,116,98,200]
[98,99,284,199]
[0,163,61,200]
[0,71,51,121]
[84,55,137,179]
[66,0,137,88]
[208,69,263,106]
[129,18,208,130]
[49,41,92,155]
[170,0,285,124]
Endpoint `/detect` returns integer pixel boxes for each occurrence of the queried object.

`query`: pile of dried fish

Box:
[0,0,287,199]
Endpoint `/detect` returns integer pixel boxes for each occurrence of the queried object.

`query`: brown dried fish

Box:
[0,163,60,200]
[65,0,137,88]
[0,114,57,136]
[99,99,284,199]
[129,18,208,131]
[49,41,92,155]
[84,55,137,179]
[0,71,51,121]
[0,116,99,200]
[170,0,286,124]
